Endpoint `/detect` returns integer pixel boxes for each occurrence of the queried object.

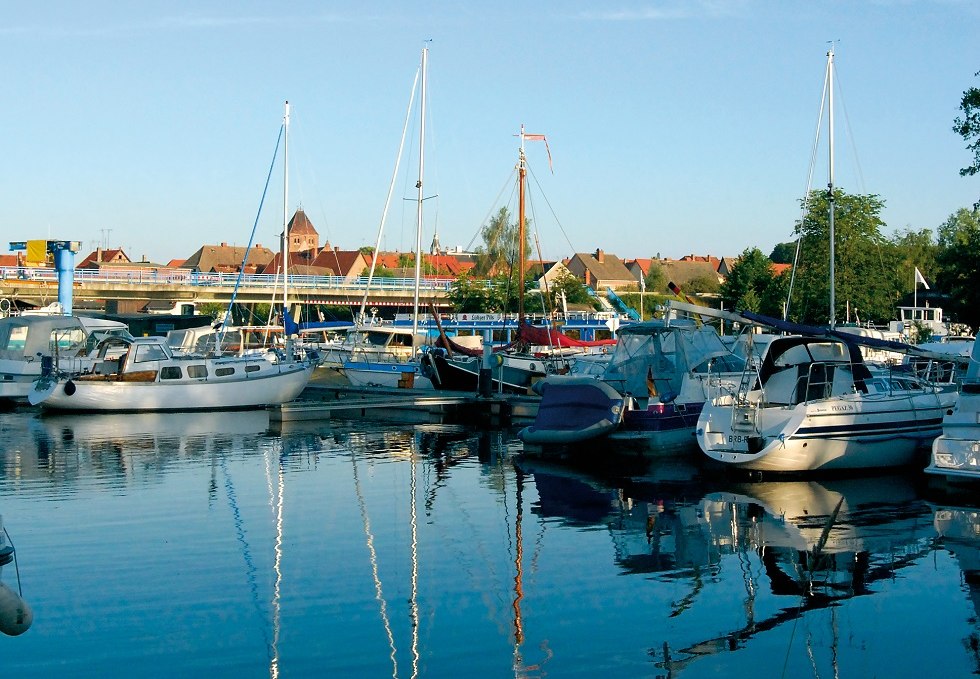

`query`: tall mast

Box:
[412,47,427,336]
[826,48,835,328]
[518,125,527,326]
[282,100,290,331]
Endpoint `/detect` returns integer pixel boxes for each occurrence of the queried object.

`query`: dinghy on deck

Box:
[519,377,624,445]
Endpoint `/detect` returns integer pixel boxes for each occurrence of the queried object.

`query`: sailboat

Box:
[29,102,318,412]
[341,45,433,390]
[421,126,579,394]
[695,48,956,473]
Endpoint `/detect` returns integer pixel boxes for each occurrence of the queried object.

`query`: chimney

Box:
[335,246,340,252]
[96,247,103,263]
[220,242,228,247]
[595,249,605,263]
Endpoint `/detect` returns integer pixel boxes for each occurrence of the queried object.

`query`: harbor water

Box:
[2,407,979,677]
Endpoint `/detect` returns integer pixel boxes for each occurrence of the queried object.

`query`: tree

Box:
[683,274,720,295]
[721,247,777,314]
[954,73,980,206]
[936,208,980,332]
[786,189,897,325]
[643,265,667,294]
[473,207,530,277]
[548,271,595,309]
[768,241,797,264]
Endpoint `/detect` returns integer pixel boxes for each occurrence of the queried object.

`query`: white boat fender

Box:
[64,379,76,396]
[0,581,33,636]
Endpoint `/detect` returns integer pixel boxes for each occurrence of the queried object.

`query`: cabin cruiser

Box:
[698,334,955,473]
[925,335,980,484]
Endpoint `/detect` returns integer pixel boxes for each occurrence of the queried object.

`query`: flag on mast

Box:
[914,267,930,289]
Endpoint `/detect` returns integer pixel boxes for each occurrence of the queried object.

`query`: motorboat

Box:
[519,320,745,455]
[925,335,980,483]
[28,334,316,412]
[697,334,955,473]
[0,314,131,405]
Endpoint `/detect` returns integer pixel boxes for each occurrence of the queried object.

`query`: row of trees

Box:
[720,191,980,331]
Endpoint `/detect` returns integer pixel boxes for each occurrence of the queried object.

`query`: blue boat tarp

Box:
[519,377,624,445]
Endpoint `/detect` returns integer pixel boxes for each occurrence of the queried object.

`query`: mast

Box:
[518,125,527,326]
[826,49,836,328]
[282,101,290,333]
[412,47,427,336]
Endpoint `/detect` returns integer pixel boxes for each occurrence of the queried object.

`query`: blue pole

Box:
[54,248,74,315]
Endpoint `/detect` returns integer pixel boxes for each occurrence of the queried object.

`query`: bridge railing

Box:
[0,267,460,292]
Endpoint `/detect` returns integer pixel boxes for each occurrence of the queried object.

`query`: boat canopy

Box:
[601,321,744,399]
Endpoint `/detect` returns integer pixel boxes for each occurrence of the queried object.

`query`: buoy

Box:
[64,379,76,396]
[0,581,33,636]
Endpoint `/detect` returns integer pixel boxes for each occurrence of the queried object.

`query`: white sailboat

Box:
[341,45,433,390]
[696,48,956,473]
[28,102,317,412]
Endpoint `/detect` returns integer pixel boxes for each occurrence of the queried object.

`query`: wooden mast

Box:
[518,125,527,327]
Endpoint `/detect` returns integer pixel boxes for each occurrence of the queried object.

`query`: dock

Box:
[270,382,539,427]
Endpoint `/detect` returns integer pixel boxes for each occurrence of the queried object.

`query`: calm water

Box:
[2,407,979,678]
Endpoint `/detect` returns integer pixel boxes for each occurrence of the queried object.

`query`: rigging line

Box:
[786,55,831,321]
[832,62,867,194]
[1,526,23,596]
[527,164,577,255]
[220,122,284,343]
[350,449,400,679]
[464,168,519,253]
[359,59,422,322]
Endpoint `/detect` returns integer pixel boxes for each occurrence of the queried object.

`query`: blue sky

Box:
[2,1,978,264]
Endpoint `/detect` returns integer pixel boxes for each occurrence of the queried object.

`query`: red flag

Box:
[523,133,553,173]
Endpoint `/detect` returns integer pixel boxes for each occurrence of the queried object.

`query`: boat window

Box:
[392,334,413,347]
[50,328,87,355]
[245,364,260,373]
[215,367,235,377]
[187,365,208,378]
[2,325,28,352]
[133,343,169,363]
[365,332,390,346]
[160,366,182,380]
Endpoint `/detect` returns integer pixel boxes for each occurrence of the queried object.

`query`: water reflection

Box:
[7,409,980,676]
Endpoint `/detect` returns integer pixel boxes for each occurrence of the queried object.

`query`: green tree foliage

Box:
[358,246,375,255]
[548,271,597,309]
[682,274,721,295]
[786,189,896,325]
[721,248,780,315]
[474,207,531,277]
[768,241,797,264]
[936,208,980,331]
[643,265,667,294]
[954,74,980,206]
[447,272,533,313]
[361,266,396,278]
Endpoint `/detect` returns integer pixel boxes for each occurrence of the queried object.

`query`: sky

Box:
[2,1,979,265]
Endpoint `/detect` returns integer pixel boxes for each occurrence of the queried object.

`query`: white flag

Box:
[914,267,930,289]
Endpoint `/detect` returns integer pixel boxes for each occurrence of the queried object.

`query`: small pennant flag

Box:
[914,267,930,289]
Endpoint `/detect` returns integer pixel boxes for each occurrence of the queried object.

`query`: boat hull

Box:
[698,392,949,473]
[33,364,314,412]
[519,377,624,445]
[925,388,980,482]
[342,361,433,390]
[422,352,546,394]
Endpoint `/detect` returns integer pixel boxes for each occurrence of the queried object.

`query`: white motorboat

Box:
[28,335,315,412]
[0,314,131,405]
[697,334,955,472]
[925,335,980,483]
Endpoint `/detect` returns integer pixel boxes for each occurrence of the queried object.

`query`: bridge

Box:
[0,267,459,314]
